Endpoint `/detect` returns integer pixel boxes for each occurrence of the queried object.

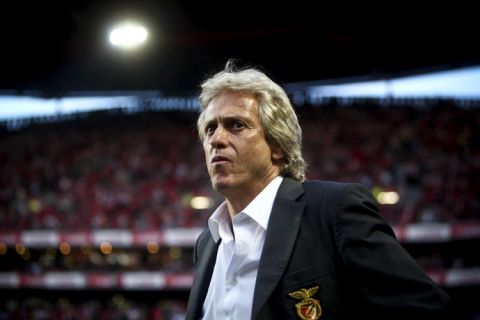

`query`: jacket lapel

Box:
[251,178,305,319]
[185,233,219,320]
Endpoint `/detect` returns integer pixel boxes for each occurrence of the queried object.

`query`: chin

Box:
[211,177,235,192]
[211,181,230,192]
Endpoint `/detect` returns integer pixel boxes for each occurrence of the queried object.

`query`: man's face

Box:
[202,91,282,195]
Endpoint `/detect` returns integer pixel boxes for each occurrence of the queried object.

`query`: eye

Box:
[205,124,217,136]
[231,121,246,131]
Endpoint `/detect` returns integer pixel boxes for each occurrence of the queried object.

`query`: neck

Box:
[224,175,279,219]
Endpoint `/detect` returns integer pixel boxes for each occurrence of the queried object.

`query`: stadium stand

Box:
[1,99,479,319]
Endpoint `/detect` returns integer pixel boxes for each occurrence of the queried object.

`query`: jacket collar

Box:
[251,177,305,319]
[186,177,305,320]
[185,232,219,320]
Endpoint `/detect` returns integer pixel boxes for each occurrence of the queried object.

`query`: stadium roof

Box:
[1,65,479,122]
[0,2,479,97]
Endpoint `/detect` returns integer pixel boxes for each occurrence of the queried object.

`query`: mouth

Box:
[211,155,230,164]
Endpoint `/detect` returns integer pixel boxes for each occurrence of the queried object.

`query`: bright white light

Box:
[190,196,213,210]
[306,65,480,99]
[313,80,388,97]
[376,191,400,205]
[391,66,480,98]
[109,23,148,49]
[0,95,139,121]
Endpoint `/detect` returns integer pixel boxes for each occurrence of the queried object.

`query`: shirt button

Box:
[226,279,237,286]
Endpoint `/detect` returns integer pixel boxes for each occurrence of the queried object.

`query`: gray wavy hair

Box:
[197,60,306,182]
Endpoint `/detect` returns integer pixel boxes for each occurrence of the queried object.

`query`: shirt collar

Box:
[207,176,284,243]
[207,201,229,243]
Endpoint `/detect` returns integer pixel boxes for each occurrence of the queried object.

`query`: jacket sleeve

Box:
[186,229,216,320]
[333,183,450,319]
[192,228,211,268]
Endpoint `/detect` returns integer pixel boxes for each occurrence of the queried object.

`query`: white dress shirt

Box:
[202,176,283,320]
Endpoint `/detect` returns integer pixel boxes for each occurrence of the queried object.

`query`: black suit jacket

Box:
[186,178,450,319]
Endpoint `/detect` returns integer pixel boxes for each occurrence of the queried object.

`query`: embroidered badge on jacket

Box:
[288,286,322,320]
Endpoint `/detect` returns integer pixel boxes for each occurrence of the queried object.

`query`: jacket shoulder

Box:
[193,228,213,264]
[195,228,212,251]
[302,180,372,200]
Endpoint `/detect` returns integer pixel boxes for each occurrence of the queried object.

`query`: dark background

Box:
[1,1,479,96]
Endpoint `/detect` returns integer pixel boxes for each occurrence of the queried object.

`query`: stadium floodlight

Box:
[109,22,148,49]
[190,196,213,210]
[377,191,400,205]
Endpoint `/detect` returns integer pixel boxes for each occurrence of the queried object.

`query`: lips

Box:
[211,155,230,164]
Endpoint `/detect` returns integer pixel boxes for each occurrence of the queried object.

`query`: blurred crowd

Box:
[1,101,480,320]
[299,101,480,224]
[1,101,479,231]
[0,245,194,273]
[0,111,211,231]
[0,296,186,320]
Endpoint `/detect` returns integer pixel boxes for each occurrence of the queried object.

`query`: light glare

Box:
[190,196,213,210]
[377,191,400,205]
[59,242,71,255]
[109,23,148,49]
[100,242,113,255]
[147,241,159,254]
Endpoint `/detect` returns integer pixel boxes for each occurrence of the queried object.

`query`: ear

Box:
[271,147,285,161]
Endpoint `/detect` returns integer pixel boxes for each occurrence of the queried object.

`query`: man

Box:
[185,61,450,320]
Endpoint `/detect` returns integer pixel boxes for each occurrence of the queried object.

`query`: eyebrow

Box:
[204,115,252,126]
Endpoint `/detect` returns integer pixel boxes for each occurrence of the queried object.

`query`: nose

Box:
[209,125,228,149]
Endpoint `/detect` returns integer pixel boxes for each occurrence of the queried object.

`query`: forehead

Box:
[203,91,259,121]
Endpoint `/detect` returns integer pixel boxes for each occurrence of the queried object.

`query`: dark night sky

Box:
[0,1,478,97]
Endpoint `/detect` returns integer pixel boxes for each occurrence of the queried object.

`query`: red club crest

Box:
[288,286,322,320]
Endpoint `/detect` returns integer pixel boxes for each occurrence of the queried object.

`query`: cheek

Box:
[203,145,210,163]
[252,140,273,156]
